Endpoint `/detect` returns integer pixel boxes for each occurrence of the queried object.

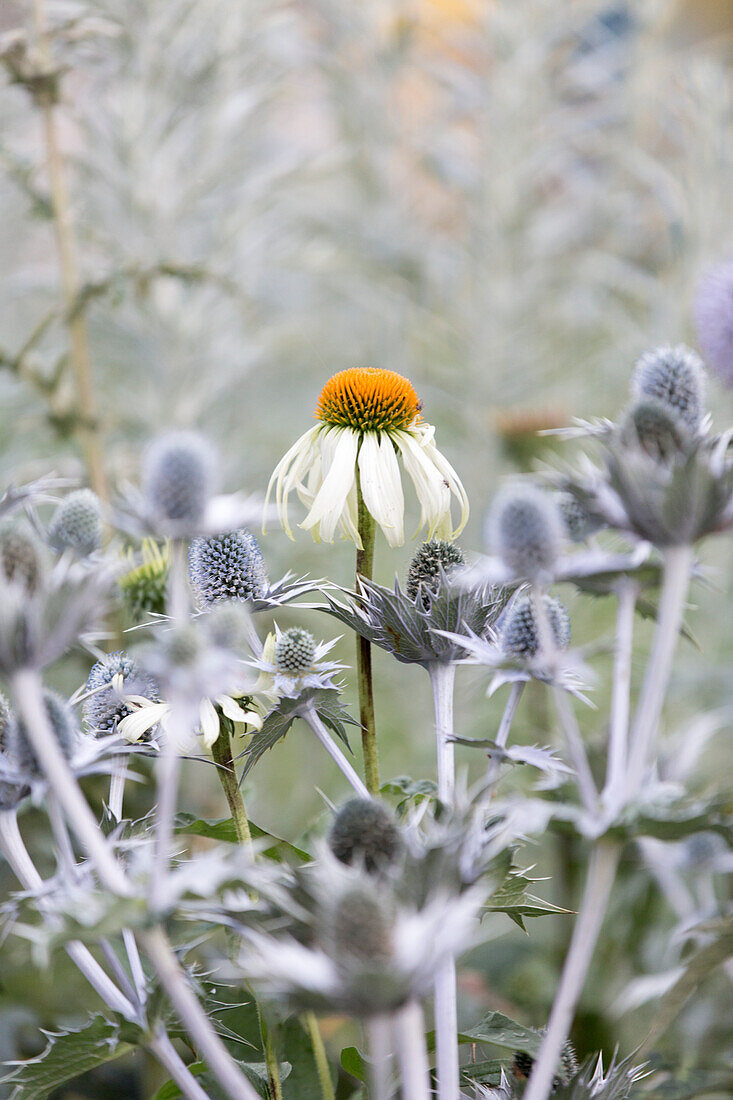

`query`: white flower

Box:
[265,367,469,548]
[118,693,262,754]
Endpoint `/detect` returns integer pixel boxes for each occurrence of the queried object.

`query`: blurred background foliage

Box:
[0,0,732,1096]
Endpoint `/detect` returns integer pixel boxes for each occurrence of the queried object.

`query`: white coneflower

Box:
[117,692,262,752]
[265,367,469,548]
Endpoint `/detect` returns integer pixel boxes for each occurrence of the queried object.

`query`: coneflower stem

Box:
[395,1000,431,1100]
[211,721,283,1100]
[523,841,620,1100]
[356,477,380,795]
[304,704,371,799]
[429,661,460,1100]
[305,1013,335,1100]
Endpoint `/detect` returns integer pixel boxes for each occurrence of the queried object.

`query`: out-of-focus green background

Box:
[1,1,732,1096]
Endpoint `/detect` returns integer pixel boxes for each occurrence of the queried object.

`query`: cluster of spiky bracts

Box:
[119,541,169,619]
[189,529,268,606]
[488,483,565,579]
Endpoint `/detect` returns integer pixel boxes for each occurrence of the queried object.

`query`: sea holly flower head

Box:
[328,797,404,874]
[265,366,469,548]
[501,594,571,660]
[253,626,344,700]
[189,528,268,606]
[631,344,705,432]
[82,650,158,736]
[694,257,733,387]
[47,489,103,557]
[406,538,466,604]
[486,483,565,582]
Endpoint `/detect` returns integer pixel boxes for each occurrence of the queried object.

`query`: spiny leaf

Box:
[175,813,310,862]
[462,1010,544,1056]
[151,1059,292,1100]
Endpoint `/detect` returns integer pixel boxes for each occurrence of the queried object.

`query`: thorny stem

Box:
[305,1013,335,1100]
[523,842,620,1100]
[11,667,130,895]
[303,704,371,799]
[31,0,107,500]
[395,1000,431,1100]
[429,661,459,1100]
[211,721,282,1100]
[485,681,525,791]
[605,579,638,810]
[356,476,380,795]
[626,545,694,796]
[366,1015,392,1100]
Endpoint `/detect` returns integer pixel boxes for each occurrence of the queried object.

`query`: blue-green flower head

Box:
[48,489,103,556]
[406,539,465,602]
[502,594,570,659]
[631,344,705,432]
[329,798,404,874]
[556,492,602,543]
[142,431,216,525]
[486,483,564,580]
[274,627,317,673]
[7,690,76,775]
[331,885,395,964]
[189,528,268,607]
[622,398,694,463]
[83,650,158,735]
[0,524,43,594]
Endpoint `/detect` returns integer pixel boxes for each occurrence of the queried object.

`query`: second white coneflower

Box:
[265,367,469,796]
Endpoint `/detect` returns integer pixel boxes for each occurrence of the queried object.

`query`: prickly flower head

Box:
[48,489,103,557]
[189,528,268,607]
[487,483,564,580]
[631,344,705,432]
[6,690,76,776]
[694,258,733,387]
[329,798,404,874]
[83,651,158,735]
[406,538,465,602]
[501,594,570,659]
[143,431,216,526]
[265,367,468,548]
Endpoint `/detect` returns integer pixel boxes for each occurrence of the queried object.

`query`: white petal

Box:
[264,425,322,538]
[418,427,470,537]
[118,703,169,743]
[300,429,359,543]
[358,433,405,548]
[199,697,220,748]
[394,430,449,537]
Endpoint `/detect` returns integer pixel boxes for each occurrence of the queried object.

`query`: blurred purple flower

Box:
[694,258,733,387]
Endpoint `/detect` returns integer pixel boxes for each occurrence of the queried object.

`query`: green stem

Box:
[356,475,380,795]
[305,1012,335,1100]
[212,721,282,1100]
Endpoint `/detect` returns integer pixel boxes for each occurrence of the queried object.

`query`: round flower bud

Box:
[83,651,157,735]
[0,526,42,593]
[329,798,403,874]
[556,492,601,543]
[331,886,394,964]
[119,542,169,620]
[501,594,570,659]
[275,627,316,673]
[513,1041,577,1088]
[623,399,692,463]
[486,484,564,579]
[631,345,705,432]
[7,690,76,775]
[48,489,103,556]
[189,529,268,607]
[142,431,216,525]
[694,258,733,388]
[406,539,465,602]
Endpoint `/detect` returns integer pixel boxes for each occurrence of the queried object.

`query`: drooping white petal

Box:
[358,432,405,548]
[394,429,450,538]
[418,427,470,537]
[217,694,262,729]
[118,702,169,743]
[199,697,221,748]
[339,478,361,545]
[264,425,322,538]
[301,428,359,543]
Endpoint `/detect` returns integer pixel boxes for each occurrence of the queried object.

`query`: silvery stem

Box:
[0,810,137,1021]
[429,661,459,1100]
[626,545,693,796]
[523,842,620,1100]
[149,729,181,911]
[48,792,77,876]
[485,681,525,791]
[10,667,130,896]
[552,689,597,815]
[366,1014,392,1100]
[395,1000,431,1100]
[604,580,637,811]
[141,926,261,1100]
[148,1026,212,1100]
[304,705,371,799]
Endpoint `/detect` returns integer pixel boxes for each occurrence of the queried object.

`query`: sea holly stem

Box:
[484,681,525,792]
[605,579,638,812]
[303,704,371,799]
[366,1015,392,1100]
[523,841,620,1100]
[356,475,380,795]
[429,661,459,1100]
[395,1000,432,1100]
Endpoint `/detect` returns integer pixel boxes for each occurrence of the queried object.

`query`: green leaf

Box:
[340,1046,366,1083]
[175,813,310,862]
[462,1011,544,1056]
[380,775,438,813]
[1,1014,141,1098]
[460,1059,504,1085]
[279,1019,330,1100]
[242,689,357,779]
[484,872,573,932]
[606,801,733,846]
[151,1060,291,1100]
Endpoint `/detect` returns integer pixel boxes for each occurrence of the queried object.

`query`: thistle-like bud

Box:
[331,886,394,964]
[622,399,692,463]
[406,539,465,602]
[83,651,157,734]
[189,528,268,606]
[142,431,215,525]
[694,259,733,387]
[0,525,42,593]
[48,489,103,556]
[502,594,570,659]
[329,798,403,874]
[631,344,705,432]
[275,627,316,672]
[513,1040,578,1089]
[556,492,601,543]
[7,690,76,775]
[487,484,564,579]
[119,541,169,620]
